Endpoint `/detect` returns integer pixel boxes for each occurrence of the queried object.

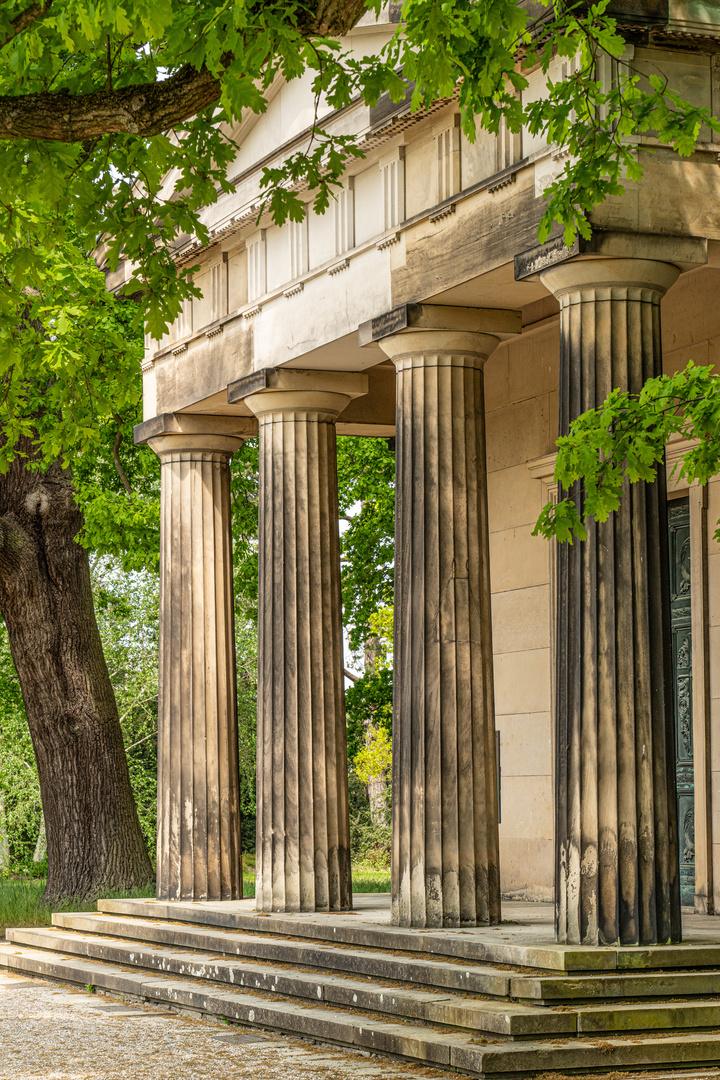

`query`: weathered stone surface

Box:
[541,257,683,947]
[8,926,575,1037]
[7,938,720,1076]
[512,969,720,1002]
[8,895,720,1077]
[244,378,366,913]
[0,972,432,1080]
[90,898,616,970]
[576,999,720,1033]
[376,314,521,929]
[90,896,720,976]
[148,422,248,901]
[0,944,477,1067]
[48,912,513,995]
[450,1032,720,1075]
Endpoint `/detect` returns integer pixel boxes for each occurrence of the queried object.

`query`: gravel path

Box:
[0,971,449,1080]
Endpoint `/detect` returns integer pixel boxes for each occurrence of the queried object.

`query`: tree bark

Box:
[0,442,153,901]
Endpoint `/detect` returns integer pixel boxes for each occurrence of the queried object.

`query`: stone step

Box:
[7,926,570,1040]
[514,969,720,1004]
[0,943,475,1069]
[51,911,720,1014]
[576,999,720,1034]
[4,943,720,1076]
[15,925,720,1040]
[97,897,581,971]
[95,897,720,974]
[49,911,513,997]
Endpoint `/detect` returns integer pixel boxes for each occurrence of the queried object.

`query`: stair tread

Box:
[512,969,720,1003]
[96,898,587,972]
[52,913,720,1005]
[7,929,720,1037]
[48,911,513,996]
[95,899,720,975]
[7,925,571,1037]
[6,943,720,1074]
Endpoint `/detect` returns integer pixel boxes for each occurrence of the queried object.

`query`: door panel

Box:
[668,499,694,907]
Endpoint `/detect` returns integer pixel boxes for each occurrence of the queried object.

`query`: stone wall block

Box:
[543,258,682,946]
[152,441,244,902]
[254,405,352,913]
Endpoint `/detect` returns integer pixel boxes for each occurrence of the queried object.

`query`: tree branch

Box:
[0,0,369,142]
[1,1,54,50]
[0,62,224,140]
[124,728,158,753]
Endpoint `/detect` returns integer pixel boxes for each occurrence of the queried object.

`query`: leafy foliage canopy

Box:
[534,363,720,544]
[0,0,716,483]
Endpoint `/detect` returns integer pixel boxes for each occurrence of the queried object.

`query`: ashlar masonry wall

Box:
[485,320,560,902]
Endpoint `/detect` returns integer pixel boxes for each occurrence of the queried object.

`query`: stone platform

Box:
[4,895,720,1076]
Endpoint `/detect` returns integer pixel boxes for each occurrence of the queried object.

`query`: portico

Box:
[135,243,708,943]
[129,1,720,947]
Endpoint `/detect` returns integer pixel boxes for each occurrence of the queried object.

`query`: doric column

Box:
[541,258,682,946]
[238,370,367,913]
[372,306,520,929]
[141,415,253,901]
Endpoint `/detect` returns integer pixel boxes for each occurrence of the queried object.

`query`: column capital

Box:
[134,412,256,457]
[359,303,521,353]
[377,330,505,366]
[229,367,368,422]
[515,229,707,282]
[148,435,245,458]
[541,257,680,300]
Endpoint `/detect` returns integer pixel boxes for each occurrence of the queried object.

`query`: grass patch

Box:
[352,870,390,893]
[0,878,155,936]
[2,866,390,930]
[241,866,389,898]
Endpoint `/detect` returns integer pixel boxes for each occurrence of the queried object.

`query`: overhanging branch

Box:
[1,1,54,50]
[0,0,370,142]
[0,63,224,140]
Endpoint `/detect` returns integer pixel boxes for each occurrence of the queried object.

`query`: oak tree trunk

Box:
[0,442,154,901]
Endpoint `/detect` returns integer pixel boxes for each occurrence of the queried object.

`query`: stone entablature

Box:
[136,8,720,425]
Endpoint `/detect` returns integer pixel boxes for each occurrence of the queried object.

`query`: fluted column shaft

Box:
[378,329,501,929]
[149,431,245,902]
[247,388,352,913]
[541,258,682,946]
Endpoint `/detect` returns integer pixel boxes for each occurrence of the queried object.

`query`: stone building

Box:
[131,1,720,946]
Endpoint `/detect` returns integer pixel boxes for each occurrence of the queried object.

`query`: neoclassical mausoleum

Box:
[130,0,720,947]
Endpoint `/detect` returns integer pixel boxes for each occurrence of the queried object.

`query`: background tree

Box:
[224,434,396,858]
[0,627,40,873]
[0,241,160,899]
[336,435,395,782]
